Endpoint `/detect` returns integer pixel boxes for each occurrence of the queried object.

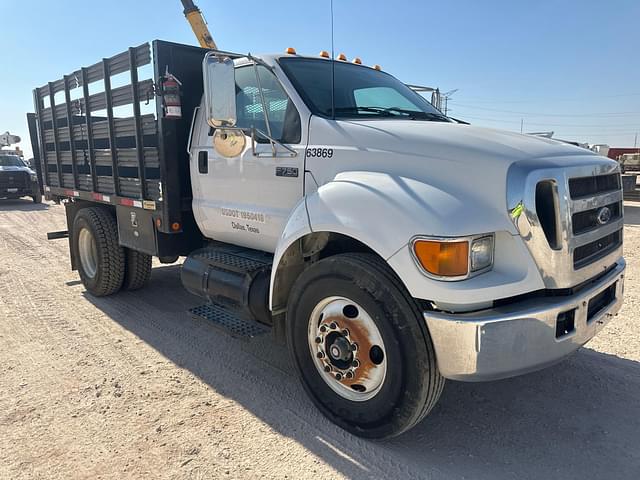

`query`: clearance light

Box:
[373,64,382,71]
[171,222,181,232]
[319,50,330,58]
[285,47,297,54]
[155,218,162,228]
[336,53,347,61]
[352,57,362,64]
[413,240,469,278]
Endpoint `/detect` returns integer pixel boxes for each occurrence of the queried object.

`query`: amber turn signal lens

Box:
[413,240,469,277]
[285,47,297,54]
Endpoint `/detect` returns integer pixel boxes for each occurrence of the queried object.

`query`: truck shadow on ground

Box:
[0,199,50,212]
[85,264,640,480]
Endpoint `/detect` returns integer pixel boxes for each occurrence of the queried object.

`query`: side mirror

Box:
[203,53,237,128]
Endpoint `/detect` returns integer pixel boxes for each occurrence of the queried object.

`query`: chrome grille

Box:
[508,160,624,289]
[569,173,620,199]
[572,201,622,235]
[574,229,622,269]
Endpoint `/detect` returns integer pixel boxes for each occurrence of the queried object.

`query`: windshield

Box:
[278,57,449,122]
[0,155,25,167]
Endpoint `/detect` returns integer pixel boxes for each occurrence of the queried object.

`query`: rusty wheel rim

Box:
[307,296,387,402]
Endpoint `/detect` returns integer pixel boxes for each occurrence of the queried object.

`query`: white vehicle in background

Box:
[619,153,640,173]
[29,41,625,438]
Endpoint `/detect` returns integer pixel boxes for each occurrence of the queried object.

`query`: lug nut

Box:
[324,365,331,372]
[346,371,354,379]
[350,343,358,352]
[352,360,359,368]
[315,336,322,344]
[317,351,325,359]
[320,325,327,333]
[335,373,343,380]
[330,322,338,329]
[342,329,349,336]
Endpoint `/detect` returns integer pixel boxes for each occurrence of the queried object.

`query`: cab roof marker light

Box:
[285,47,297,55]
[373,64,382,71]
[319,50,330,58]
[336,53,347,61]
[352,57,362,64]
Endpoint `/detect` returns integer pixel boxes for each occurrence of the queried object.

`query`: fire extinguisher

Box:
[161,68,182,120]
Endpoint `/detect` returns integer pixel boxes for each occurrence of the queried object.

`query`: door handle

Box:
[198,151,208,174]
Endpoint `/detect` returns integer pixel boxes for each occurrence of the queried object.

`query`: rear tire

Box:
[72,207,125,297]
[286,253,444,439]
[32,191,42,203]
[123,248,152,291]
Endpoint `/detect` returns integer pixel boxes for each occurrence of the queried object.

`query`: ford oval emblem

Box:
[596,206,612,225]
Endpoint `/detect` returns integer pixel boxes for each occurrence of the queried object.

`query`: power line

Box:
[459,114,640,128]
[450,92,640,104]
[449,102,640,117]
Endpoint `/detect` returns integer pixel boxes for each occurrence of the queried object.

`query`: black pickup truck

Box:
[0,153,42,203]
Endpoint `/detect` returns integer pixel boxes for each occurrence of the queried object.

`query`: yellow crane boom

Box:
[180,0,217,49]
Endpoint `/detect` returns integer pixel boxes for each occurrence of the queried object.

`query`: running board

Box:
[189,303,270,339]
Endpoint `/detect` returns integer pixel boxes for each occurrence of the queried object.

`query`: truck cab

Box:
[29,42,625,438]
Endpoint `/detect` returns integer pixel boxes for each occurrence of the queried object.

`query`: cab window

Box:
[235,65,301,144]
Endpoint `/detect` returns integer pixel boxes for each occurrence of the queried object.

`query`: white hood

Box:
[306,117,616,237]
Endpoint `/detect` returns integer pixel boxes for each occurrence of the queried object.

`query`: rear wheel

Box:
[72,207,125,296]
[123,248,152,291]
[286,253,444,439]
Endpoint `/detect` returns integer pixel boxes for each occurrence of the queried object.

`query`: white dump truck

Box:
[28,40,625,438]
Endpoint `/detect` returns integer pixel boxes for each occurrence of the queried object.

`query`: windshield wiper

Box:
[332,106,450,122]
[378,107,450,122]
[332,106,398,117]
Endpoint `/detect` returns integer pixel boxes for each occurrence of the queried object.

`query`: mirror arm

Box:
[251,127,297,158]
[251,60,276,156]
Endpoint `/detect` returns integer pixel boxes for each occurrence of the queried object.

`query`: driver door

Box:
[191,63,305,253]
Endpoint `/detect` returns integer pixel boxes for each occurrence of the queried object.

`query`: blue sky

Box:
[2,0,639,158]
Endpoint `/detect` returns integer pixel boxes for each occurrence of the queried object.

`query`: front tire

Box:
[72,207,125,296]
[286,253,444,439]
[32,191,42,203]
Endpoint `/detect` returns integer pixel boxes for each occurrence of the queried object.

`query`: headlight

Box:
[470,236,494,272]
[411,234,494,280]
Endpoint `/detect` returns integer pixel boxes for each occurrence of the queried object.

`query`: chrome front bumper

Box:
[424,259,625,381]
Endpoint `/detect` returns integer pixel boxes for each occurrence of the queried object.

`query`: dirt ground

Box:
[0,199,639,480]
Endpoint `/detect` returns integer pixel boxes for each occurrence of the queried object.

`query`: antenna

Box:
[330,0,336,119]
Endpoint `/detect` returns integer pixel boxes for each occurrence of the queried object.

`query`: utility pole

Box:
[441,89,459,116]
[520,118,524,134]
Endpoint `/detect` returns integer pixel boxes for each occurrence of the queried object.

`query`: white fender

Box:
[269,197,311,310]
[270,171,543,311]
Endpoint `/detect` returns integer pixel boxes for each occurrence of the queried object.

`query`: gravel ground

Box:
[1,199,639,480]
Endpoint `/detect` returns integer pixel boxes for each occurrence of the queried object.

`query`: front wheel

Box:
[286,253,444,439]
[32,191,42,203]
